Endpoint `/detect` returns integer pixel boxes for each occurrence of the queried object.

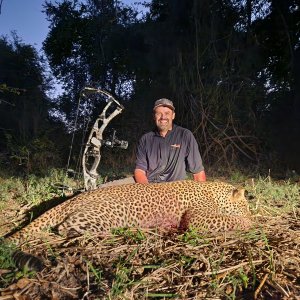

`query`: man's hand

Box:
[193,170,206,182]
[134,169,149,183]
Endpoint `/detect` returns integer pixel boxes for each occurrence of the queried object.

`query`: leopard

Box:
[7,180,253,246]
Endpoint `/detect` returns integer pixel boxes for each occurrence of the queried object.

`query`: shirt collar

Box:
[153,124,177,137]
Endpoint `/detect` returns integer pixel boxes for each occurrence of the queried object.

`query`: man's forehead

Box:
[154,106,175,113]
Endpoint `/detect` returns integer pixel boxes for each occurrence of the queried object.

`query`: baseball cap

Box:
[153,98,175,111]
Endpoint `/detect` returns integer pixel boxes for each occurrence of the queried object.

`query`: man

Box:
[134,98,206,183]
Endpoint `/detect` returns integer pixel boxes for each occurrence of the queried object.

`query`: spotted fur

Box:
[9,180,252,244]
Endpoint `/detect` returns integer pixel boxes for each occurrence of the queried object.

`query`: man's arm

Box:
[134,168,149,183]
[185,130,206,182]
[193,170,206,182]
[134,135,149,183]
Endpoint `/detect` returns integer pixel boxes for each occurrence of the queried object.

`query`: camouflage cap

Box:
[153,98,175,111]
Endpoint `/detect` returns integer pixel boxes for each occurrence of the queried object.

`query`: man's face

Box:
[153,106,175,132]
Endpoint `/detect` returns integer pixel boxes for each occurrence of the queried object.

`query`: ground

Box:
[0,175,299,299]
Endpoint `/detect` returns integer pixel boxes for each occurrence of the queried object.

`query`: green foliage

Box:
[40,0,300,172]
[0,35,52,142]
[86,260,103,284]
[223,269,250,300]
[3,133,63,175]
[0,177,24,203]
[0,171,298,297]
[178,227,209,246]
[110,248,139,297]
[0,35,69,174]
[0,241,36,288]
[245,176,300,215]
[110,263,135,297]
[19,175,56,206]
[180,255,196,268]
[0,83,23,95]
[0,240,16,269]
[0,168,77,207]
[209,252,225,279]
[229,171,248,184]
[0,0,299,174]
[111,227,146,243]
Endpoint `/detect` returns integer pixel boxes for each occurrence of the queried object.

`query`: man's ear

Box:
[172,112,175,120]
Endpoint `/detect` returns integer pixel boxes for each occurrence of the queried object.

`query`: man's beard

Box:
[157,120,171,132]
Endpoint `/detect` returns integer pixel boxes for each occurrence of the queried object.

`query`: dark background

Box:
[0,0,299,177]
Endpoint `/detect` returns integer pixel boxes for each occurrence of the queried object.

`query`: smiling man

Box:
[134,98,206,183]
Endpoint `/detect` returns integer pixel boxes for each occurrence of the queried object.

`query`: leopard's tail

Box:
[3,208,64,272]
[3,231,46,272]
[12,250,44,272]
[3,193,81,271]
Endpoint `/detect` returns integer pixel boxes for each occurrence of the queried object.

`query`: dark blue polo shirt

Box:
[135,124,204,182]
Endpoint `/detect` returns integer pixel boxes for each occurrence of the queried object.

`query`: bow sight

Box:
[90,129,128,150]
[102,129,128,149]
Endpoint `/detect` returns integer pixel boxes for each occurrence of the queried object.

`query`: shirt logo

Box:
[171,144,181,148]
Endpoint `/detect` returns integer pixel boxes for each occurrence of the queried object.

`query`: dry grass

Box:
[0,177,299,299]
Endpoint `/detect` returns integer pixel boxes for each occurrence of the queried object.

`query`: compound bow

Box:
[81,88,127,190]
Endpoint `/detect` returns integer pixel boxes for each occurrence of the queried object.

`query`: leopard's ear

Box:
[232,188,245,199]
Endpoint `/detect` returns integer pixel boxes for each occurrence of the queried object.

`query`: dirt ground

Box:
[0,180,299,299]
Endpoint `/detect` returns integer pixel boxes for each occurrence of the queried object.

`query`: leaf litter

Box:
[0,210,299,300]
[1,177,299,299]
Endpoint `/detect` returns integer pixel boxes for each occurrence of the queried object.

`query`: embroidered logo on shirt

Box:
[171,144,181,148]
